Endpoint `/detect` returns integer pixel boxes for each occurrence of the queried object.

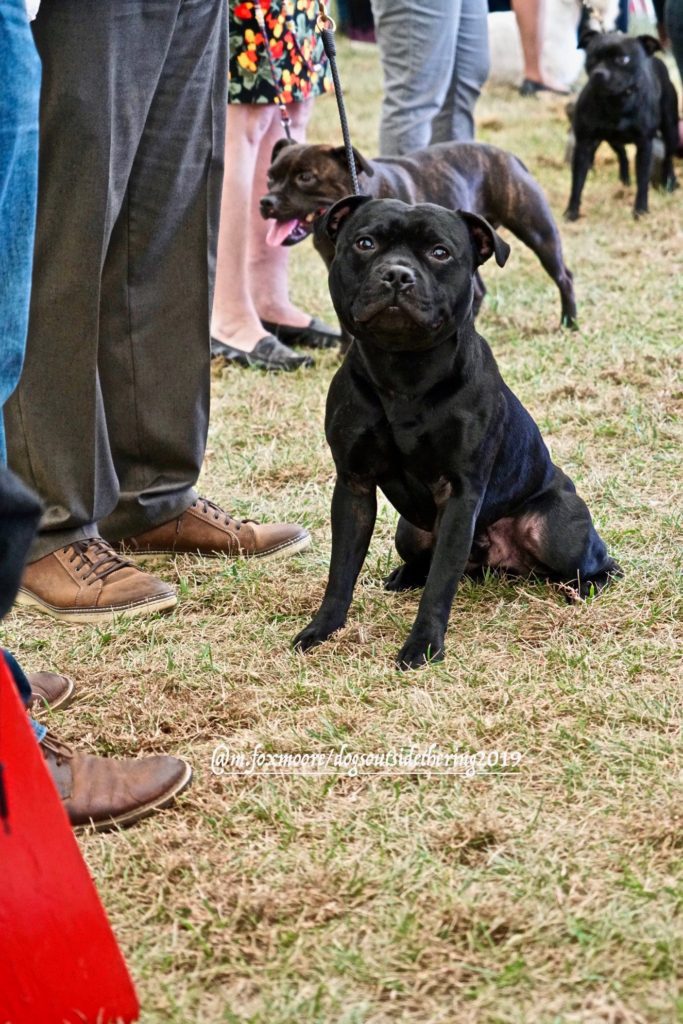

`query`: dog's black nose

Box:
[260,196,276,217]
[382,264,416,292]
[591,66,610,83]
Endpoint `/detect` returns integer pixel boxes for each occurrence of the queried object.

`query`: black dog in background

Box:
[566,31,679,220]
[293,196,619,670]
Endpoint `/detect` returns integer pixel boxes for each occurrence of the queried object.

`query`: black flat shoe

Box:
[519,78,570,97]
[211,334,314,371]
[260,316,340,349]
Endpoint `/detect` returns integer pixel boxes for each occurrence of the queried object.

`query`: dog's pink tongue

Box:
[266,218,298,246]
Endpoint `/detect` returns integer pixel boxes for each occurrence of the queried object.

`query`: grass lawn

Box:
[2,38,682,1024]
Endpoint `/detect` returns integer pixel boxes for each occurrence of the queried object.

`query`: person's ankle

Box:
[257,305,310,328]
[523,64,542,84]
[211,317,264,353]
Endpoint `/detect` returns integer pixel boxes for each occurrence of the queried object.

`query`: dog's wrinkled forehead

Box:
[340,198,468,248]
[269,142,313,174]
[586,32,648,66]
[269,142,347,177]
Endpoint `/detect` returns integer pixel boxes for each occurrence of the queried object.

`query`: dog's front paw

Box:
[293,618,342,653]
[633,205,649,220]
[564,207,580,222]
[576,560,623,600]
[395,634,445,671]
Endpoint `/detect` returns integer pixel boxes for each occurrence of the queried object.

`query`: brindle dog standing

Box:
[261,140,577,335]
[292,196,620,670]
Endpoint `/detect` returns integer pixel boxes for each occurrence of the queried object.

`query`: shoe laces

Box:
[67,538,133,583]
[41,732,74,766]
[193,497,246,530]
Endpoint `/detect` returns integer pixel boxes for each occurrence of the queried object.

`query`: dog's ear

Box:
[637,34,662,56]
[320,194,373,244]
[270,137,296,164]
[458,211,510,268]
[329,145,375,178]
[578,27,600,50]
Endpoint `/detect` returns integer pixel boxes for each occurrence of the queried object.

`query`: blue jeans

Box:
[0,0,41,463]
[2,650,45,741]
[0,1,42,734]
[370,0,489,155]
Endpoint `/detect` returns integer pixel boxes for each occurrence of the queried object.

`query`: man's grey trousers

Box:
[6,0,227,560]
[370,0,490,156]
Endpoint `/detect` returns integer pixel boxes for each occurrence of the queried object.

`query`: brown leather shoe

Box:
[16,538,177,624]
[41,732,192,832]
[118,497,312,561]
[28,671,76,711]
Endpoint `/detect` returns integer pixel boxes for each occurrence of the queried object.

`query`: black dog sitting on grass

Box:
[565,31,679,221]
[293,197,620,671]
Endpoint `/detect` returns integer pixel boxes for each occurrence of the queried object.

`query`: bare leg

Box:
[211,103,274,352]
[211,101,312,353]
[512,0,543,83]
[512,0,567,93]
[250,99,313,327]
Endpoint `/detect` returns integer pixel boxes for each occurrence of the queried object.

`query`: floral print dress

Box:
[229,1,334,104]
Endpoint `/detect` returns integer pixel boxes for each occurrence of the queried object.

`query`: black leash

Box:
[255,1,361,194]
[317,2,362,196]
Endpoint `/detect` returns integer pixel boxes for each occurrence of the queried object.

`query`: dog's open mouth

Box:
[265,209,327,247]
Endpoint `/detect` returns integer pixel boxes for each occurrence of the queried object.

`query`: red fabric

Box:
[0,655,139,1024]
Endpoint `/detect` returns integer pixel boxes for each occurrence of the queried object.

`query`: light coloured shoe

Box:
[118,497,312,561]
[27,671,76,711]
[17,538,177,624]
[41,732,192,833]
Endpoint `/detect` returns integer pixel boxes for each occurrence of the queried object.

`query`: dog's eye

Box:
[355,237,375,251]
[297,170,317,184]
[430,246,450,261]
[615,54,630,65]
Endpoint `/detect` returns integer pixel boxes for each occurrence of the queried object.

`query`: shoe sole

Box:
[120,531,313,565]
[14,588,178,624]
[74,761,193,834]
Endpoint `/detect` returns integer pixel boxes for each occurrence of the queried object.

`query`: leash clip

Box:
[317,0,336,33]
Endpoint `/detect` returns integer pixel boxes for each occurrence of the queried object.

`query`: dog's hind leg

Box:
[384,517,433,591]
[505,199,578,329]
[660,82,680,191]
[609,143,630,186]
[514,484,621,600]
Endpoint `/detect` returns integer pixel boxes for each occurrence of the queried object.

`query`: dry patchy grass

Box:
[2,40,682,1024]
